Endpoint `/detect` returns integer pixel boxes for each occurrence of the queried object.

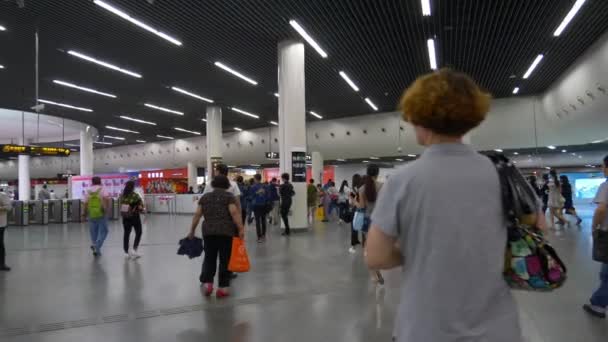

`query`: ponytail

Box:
[364,164,380,202]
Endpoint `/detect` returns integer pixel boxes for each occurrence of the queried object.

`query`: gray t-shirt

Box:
[371,143,521,342]
[593,180,608,228]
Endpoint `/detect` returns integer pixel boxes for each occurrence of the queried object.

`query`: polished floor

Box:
[0,207,606,341]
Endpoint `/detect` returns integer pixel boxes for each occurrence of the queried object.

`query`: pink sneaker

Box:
[216,288,230,298]
[203,283,214,297]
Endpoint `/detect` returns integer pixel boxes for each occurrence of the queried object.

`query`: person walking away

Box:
[355,165,384,285]
[326,181,339,221]
[188,175,245,298]
[306,179,318,224]
[236,176,248,225]
[560,175,582,225]
[279,173,295,236]
[583,155,608,318]
[365,68,523,341]
[548,170,568,229]
[349,174,363,253]
[83,176,110,257]
[250,174,269,242]
[0,188,11,271]
[268,178,280,225]
[246,178,255,225]
[38,184,51,200]
[119,180,144,259]
[337,180,351,224]
[541,174,550,215]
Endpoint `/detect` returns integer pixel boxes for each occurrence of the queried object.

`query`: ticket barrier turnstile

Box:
[28,200,49,225]
[48,199,68,223]
[67,199,83,222]
[8,200,28,226]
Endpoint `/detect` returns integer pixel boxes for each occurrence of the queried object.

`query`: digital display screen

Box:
[575,178,605,199]
[1,144,71,157]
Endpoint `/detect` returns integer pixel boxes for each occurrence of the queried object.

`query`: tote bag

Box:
[353,209,366,231]
[228,238,250,273]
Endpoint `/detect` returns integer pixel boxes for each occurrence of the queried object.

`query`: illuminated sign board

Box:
[1,145,71,157]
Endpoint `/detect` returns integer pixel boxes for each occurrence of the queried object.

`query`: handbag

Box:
[353,208,366,231]
[593,229,608,263]
[489,154,567,291]
[228,237,250,273]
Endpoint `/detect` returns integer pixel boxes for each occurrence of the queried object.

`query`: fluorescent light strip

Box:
[512,87,520,94]
[136,140,146,143]
[365,98,378,111]
[0,25,6,31]
[156,135,174,140]
[174,127,201,135]
[362,160,369,163]
[369,156,380,160]
[251,164,261,167]
[421,0,431,16]
[547,145,556,150]
[144,103,183,115]
[522,54,544,79]
[94,141,112,145]
[274,93,280,98]
[553,0,587,36]
[561,150,567,153]
[119,115,157,125]
[592,139,604,144]
[230,107,259,119]
[395,158,404,162]
[309,111,323,119]
[234,127,243,132]
[53,80,117,98]
[202,118,207,122]
[171,86,213,103]
[336,159,346,162]
[65,143,80,147]
[338,71,359,92]
[104,135,125,140]
[93,0,182,46]
[407,154,417,157]
[494,149,503,152]
[38,99,93,112]
[269,121,278,126]
[106,125,139,134]
[67,50,142,78]
[427,39,437,70]
[513,152,519,155]
[0,65,5,69]
[289,20,328,58]
[214,62,258,85]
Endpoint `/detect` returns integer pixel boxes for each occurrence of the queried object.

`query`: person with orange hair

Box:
[365,69,523,341]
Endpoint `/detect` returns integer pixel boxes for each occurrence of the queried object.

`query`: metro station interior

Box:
[1,0,608,341]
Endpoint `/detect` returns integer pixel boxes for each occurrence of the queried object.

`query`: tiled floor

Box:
[0,207,606,341]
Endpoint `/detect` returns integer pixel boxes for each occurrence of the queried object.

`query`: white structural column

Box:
[311,151,323,185]
[187,161,197,190]
[278,40,308,229]
[206,106,223,178]
[80,128,94,176]
[18,154,30,201]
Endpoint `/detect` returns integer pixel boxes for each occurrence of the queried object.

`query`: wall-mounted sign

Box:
[1,144,71,157]
[265,152,279,160]
[291,151,307,183]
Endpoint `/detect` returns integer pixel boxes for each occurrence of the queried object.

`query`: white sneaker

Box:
[348,246,356,254]
[130,250,142,259]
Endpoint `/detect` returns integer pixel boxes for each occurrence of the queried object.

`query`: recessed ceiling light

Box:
[269,121,278,126]
[522,54,544,79]
[274,93,280,98]
[230,107,259,119]
[553,0,587,36]
[119,115,156,125]
[94,141,113,145]
[136,140,146,143]
[67,50,142,78]
[309,111,323,119]
[38,99,93,112]
[547,145,556,150]
[171,86,213,103]
[93,0,182,46]
[362,160,369,163]
[395,158,404,161]
[214,61,258,85]
[156,134,174,140]
[494,149,503,152]
[513,152,519,155]
[338,71,359,92]
[104,135,125,140]
[174,127,201,135]
[105,125,139,134]
[0,25,6,31]
[512,87,519,94]
[365,98,378,111]
[144,103,183,115]
[427,38,437,70]
[561,149,567,153]
[289,20,328,58]
[53,80,117,98]
[0,65,4,69]
[369,156,380,160]
[234,127,243,132]
[407,154,417,157]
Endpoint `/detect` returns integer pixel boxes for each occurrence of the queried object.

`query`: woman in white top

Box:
[0,189,12,271]
[547,169,567,229]
[337,180,351,224]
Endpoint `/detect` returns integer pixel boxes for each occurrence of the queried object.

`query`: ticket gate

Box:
[8,200,28,226]
[28,200,49,225]
[48,199,68,223]
[67,199,82,222]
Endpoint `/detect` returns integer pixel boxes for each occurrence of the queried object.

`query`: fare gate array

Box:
[6,198,121,226]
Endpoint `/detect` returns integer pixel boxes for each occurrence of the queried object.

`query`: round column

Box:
[18,154,30,201]
[311,151,323,185]
[206,106,222,179]
[80,128,94,176]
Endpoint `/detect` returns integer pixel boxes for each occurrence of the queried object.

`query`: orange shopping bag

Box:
[228,237,250,273]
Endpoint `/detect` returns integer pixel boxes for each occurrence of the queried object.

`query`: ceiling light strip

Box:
[104,135,125,140]
[365,98,378,111]
[234,127,243,132]
[269,121,278,126]
[93,0,182,46]
[0,25,6,31]
[338,71,359,92]
[421,0,431,16]
[289,20,328,58]
[53,80,117,98]
[230,107,259,119]
[67,50,141,78]
[136,140,146,143]
[38,99,93,112]
[119,115,157,125]
[214,62,258,85]
[156,135,174,140]
[144,103,184,115]
[0,65,5,69]
[553,0,587,37]
[106,125,139,134]
[308,111,323,119]
[427,39,437,70]
[174,127,201,135]
[171,86,213,103]
[512,87,520,94]
[94,141,112,145]
[522,54,544,79]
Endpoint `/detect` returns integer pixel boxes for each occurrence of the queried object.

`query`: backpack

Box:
[87,189,104,219]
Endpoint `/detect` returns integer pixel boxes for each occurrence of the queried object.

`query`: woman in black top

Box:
[279,173,295,236]
[560,175,582,225]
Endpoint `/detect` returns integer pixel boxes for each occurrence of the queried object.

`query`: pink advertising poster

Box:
[71,174,131,199]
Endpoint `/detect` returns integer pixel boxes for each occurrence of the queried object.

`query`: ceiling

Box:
[1,0,608,146]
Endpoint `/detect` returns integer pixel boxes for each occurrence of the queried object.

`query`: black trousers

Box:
[253,206,267,238]
[0,227,6,266]
[281,199,292,235]
[241,208,247,226]
[351,221,362,246]
[200,235,232,288]
[122,215,143,253]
